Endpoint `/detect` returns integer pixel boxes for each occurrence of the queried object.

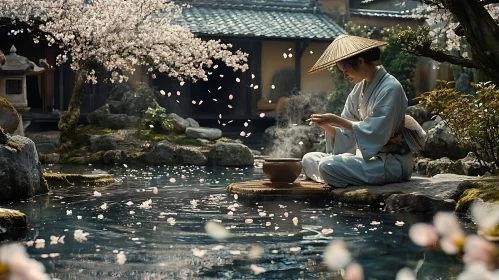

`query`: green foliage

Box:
[398,25,447,56]
[417,80,499,170]
[140,104,174,134]
[327,23,419,114]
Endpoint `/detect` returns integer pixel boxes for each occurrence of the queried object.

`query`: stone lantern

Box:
[0,45,45,136]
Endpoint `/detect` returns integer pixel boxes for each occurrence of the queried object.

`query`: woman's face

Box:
[337,61,363,84]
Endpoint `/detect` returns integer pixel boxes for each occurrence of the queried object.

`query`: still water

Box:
[1,164,468,279]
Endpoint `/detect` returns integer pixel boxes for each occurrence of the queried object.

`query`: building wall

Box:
[301,42,335,94]
[349,15,422,29]
[318,0,348,21]
[260,40,295,103]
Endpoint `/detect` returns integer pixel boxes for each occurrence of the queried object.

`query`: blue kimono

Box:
[302,66,414,187]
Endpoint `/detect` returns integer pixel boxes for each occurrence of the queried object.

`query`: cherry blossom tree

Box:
[399,0,499,84]
[0,0,248,151]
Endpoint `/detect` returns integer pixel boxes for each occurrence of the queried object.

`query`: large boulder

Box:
[87,104,111,125]
[417,153,489,177]
[107,83,157,117]
[186,118,200,128]
[175,146,208,166]
[406,105,433,125]
[26,132,59,154]
[423,121,471,160]
[262,125,323,159]
[210,142,254,166]
[0,135,49,202]
[90,135,118,152]
[99,114,139,129]
[168,113,190,133]
[143,140,175,164]
[330,174,477,213]
[0,97,20,134]
[185,127,222,140]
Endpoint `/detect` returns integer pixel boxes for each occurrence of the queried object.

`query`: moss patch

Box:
[6,141,22,152]
[216,137,231,143]
[87,151,105,164]
[44,172,115,186]
[137,129,170,142]
[0,208,27,228]
[168,134,200,146]
[0,97,19,117]
[455,177,499,212]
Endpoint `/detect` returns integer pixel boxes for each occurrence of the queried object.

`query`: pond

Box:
[1,164,470,279]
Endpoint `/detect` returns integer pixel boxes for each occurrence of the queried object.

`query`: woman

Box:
[302,34,424,188]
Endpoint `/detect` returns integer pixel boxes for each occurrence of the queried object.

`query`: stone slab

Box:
[331,174,477,213]
[0,208,27,228]
[44,172,115,186]
[227,179,331,201]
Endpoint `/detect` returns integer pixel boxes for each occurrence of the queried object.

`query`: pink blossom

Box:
[409,223,439,247]
[463,235,498,269]
[345,263,364,280]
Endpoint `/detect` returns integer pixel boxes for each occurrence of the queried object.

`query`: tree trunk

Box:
[58,68,87,153]
[445,0,499,84]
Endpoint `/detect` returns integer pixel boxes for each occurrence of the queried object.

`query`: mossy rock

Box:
[87,151,106,164]
[0,97,20,134]
[61,156,87,165]
[44,172,115,186]
[215,137,231,143]
[455,177,499,212]
[0,208,27,228]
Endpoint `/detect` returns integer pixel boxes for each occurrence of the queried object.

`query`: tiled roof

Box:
[350,8,422,19]
[174,1,346,40]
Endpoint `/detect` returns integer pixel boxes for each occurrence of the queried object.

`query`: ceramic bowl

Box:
[262,158,302,183]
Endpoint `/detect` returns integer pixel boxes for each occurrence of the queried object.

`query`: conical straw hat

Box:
[308,34,388,74]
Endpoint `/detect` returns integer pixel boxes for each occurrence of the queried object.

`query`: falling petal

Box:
[229,94,233,100]
[289,53,293,58]
[169,178,176,183]
[292,217,298,226]
[244,122,248,127]
[218,86,222,90]
[254,85,259,89]
[310,50,314,54]
[283,53,288,58]
[228,105,233,108]
[250,264,266,275]
[213,99,217,101]
[345,263,364,280]
[234,194,238,200]
[298,141,304,145]
[66,210,72,215]
[152,187,158,194]
[168,92,171,97]
[160,90,166,95]
[236,77,241,82]
[199,100,203,105]
[271,85,275,89]
[290,247,301,252]
[149,124,154,128]
[245,218,253,224]
[192,248,207,258]
[240,131,246,137]
[205,221,230,240]
[324,240,351,269]
[322,228,334,235]
[100,203,108,210]
[220,74,224,78]
[213,65,219,69]
[395,221,405,226]
[192,100,196,104]
[93,191,102,197]
[395,268,416,280]
[180,81,185,86]
[177,91,180,96]
[268,100,272,103]
[259,113,265,118]
[252,74,255,79]
[97,214,104,220]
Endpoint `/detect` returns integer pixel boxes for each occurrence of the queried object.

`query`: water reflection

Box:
[0,164,467,279]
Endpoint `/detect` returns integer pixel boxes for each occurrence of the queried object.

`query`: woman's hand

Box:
[310,113,338,126]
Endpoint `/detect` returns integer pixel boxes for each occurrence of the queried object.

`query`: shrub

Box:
[140,103,173,134]
[417,80,499,171]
